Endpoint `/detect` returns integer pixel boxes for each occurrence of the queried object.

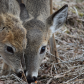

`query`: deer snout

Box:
[16,69,24,78]
[27,75,37,83]
[26,71,38,83]
[16,71,23,78]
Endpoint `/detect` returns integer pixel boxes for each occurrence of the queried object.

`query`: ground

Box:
[0,0,84,84]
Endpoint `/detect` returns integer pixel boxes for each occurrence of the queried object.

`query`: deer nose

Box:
[16,71,23,78]
[27,75,37,83]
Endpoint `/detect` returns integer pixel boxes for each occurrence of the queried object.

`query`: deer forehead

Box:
[0,14,27,51]
[27,27,48,45]
[25,19,48,42]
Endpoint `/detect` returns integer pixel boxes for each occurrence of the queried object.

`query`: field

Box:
[0,0,84,84]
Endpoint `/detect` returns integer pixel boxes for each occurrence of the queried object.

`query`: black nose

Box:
[27,75,37,83]
[16,71,23,78]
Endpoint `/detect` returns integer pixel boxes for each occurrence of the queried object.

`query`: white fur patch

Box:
[26,71,38,77]
[17,65,23,73]
[18,68,23,72]
[50,25,56,34]
[26,71,28,76]
[32,72,38,77]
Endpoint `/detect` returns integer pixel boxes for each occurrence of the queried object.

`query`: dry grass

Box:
[0,0,84,84]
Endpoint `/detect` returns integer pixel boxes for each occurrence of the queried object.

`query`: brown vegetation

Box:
[0,0,84,84]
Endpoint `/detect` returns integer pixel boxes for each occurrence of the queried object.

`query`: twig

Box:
[11,74,27,84]
[51,63,54,77]
[46,52,69,68]
[0,74,28,84]
[63,73,84,83]
[74,78,84,83]
[46,78,52,84]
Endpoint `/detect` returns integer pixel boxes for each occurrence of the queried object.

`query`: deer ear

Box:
[19,3,29,21]
[46,5,68,34]
[17,0,29,21]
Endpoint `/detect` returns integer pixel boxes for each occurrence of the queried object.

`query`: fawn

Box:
[19,0,68,83]
[0,0,27,77]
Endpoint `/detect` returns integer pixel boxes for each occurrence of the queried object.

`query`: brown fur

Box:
[0,13,27,75]
[0,0,27,76]
[0,14,27,50]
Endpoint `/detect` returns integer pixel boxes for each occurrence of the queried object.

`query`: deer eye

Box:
[7,46,14,54]
[40,46,46,54]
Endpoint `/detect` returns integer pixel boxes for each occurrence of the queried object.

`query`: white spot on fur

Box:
[26,71,28,76]
[32,72,38,77]
[17,65,23,73]
[18,68,23,72]
[50,25,55,34]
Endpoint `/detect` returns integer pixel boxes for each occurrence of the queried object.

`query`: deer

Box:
[0,0,27,78]
[19,0,68,83]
